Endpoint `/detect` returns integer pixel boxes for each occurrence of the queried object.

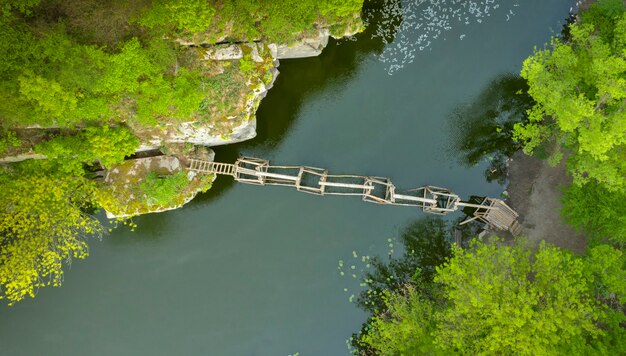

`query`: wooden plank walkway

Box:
[188,157,520,233]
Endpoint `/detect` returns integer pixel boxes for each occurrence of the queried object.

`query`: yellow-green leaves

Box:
[18,72,78,122]
[514,9,626,190]
[361,287,442,355]
[35,125,139,174]
[0,171,102,305]
[359,240,625,355]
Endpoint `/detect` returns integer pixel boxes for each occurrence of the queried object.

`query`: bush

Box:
[562,182,626,245]
[141,171,189,206]
[35,125,139,175]
[0,130,20,155]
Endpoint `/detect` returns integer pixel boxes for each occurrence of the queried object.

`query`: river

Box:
[0,1,575,355]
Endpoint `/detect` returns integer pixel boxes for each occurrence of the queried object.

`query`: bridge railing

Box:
[187,156,520,233]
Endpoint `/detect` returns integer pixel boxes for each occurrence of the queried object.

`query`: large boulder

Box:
[204,43,264,62]
[275,28,330,59]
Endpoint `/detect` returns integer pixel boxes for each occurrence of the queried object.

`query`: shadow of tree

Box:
[350,215,483,352]
[447,74,534,184]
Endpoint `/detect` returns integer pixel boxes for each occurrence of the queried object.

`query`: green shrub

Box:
[238,55,256,76]
[562,182,626,246]
[0,130,20,155]
[35,125,139,175]
[141,171,189,206]
[137,0,215,34]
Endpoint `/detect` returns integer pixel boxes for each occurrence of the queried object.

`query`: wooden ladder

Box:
[189,159,236,176]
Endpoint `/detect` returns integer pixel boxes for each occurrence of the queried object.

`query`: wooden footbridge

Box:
[189,157,521,234]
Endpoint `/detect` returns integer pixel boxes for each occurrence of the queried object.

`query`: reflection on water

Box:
[355,217,451,310]
[448,74,533,183]
[365,0,523,74]
[346,216,482,352]
[0,1,577,354]
[192,1,397,205]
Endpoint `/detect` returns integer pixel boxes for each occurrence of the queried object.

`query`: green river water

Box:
[1,1,575,355]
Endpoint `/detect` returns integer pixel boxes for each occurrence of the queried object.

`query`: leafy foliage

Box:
[141,171,189,206]
[0,125,135,305]
[356,218,452,314]
[434,242,598,354]
[36,126,139,175]
[207,0,363,42]
[360,285,442,355]
[0,130,20,155]
[513,1,626,191]
[0,166,102,305]
[562,182,626,245]
[0,0,41,17]
[357,240,626,355]
[138,0,216,34]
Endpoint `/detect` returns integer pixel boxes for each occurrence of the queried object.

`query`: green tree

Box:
[360,284,443,355]
[0,167,102,305]
[562,182,626,245]
[0,129,20,155]
[513,0,626,190]
[138,0,215,34]
[0,0,41,17]
[358,240,626,355]
[434,241,600,354]
[141,171,189,206]
[18,72,78,123]
[36,125,139,175]
[319,0,364,18]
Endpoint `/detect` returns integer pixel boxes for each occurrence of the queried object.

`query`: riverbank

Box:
[502,0,601,254]
[506,151,587,254]
[0,1,366,219]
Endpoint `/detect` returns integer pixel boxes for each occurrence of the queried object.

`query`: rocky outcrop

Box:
[1,22,361,163]
[172,116,258,147]
[204,42,265,62]
[0,153,46,164]
[101,150,217,219]
[202,28,333,61]
[275,28,330,59]
[136,62,280,150]
[183,28,337,147]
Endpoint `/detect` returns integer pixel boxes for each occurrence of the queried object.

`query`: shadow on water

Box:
[103,209,176,245]
[354,216,483,313]
[189,0,401,206]
[446,74,534,184]
[349,215,483,352]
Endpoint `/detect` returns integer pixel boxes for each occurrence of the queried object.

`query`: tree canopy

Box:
[513,0,626,191]
[0,167,102,305]
[358,240,626,355]
[0,0,364,130]
[0,0,366,306]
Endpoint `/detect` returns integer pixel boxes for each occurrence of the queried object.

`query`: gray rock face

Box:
[142,27,336,150]
[275,28,330,59]
[0,153,46,163]
[204,44,243,61]
[203,43,265,62]
[203,29,332,61]
[244,43,264,62]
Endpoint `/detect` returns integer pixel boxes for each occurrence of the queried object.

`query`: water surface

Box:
[0,1,575,355]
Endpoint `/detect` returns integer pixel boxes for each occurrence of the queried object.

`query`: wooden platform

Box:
[461,198,521,235]
[188,157,521,233]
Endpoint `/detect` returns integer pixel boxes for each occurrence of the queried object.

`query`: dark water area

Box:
[0,1,575,355]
